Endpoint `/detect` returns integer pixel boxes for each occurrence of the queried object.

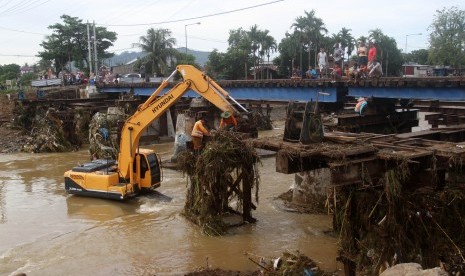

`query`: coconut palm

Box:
[292,10,328,70]
[134,28,177,77]
[259,31,277,79]
[248,25,262,80]
[337,27,355,63]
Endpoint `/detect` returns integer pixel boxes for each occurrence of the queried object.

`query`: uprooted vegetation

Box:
[333,156,465,275]
[178,131,260,236]
[12,104,80,153]
[187,251,331,275]
[88,111,128,160]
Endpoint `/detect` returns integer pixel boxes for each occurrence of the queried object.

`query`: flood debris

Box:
[185,267,258,276]
[334,163,465,275]
[246,250,332,275]
[88,110,128,160]
[186,251,332,276]
[16,106,75,153]
[250,109,272,131]
[178,131,260,236]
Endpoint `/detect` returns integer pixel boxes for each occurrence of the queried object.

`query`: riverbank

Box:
[0,125,29,153]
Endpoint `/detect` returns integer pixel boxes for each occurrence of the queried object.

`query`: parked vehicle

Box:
[123,73,142,78]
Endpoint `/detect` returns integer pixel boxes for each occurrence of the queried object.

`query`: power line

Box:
[0,0,49,16]
[0,54,37,57]
[0,25,45,35]
[4,0,52,16]
[97,0,284,27]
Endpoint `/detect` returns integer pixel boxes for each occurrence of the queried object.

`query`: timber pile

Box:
[178,131,260,236]
[251,131,465,275]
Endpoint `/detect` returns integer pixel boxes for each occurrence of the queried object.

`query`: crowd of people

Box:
[290,40,383,82]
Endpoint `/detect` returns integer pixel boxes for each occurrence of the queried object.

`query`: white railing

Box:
[31,79,62,87]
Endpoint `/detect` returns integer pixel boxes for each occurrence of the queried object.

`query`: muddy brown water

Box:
[0,128,340,275]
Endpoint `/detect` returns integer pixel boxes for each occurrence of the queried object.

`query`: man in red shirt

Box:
[368,41,377,67]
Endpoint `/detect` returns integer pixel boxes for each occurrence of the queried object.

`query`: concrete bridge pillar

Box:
[292,168,331,209]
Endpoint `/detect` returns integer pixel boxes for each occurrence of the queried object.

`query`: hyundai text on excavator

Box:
[64,65,250,200]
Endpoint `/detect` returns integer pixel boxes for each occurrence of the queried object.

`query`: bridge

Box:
[96,77,465,102]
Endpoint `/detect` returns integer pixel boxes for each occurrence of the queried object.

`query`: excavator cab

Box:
[134,150,162,191]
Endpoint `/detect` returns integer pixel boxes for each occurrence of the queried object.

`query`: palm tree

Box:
[134,28,177,77]
[228,28,251,79]
[259,32,277,79]
[337,27,355,66]
[248,25,262,80]
[291,10,328,69]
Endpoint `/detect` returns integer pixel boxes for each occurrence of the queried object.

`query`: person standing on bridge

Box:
[368,41,377,67]
[358,41,368,67]
[318,47,328,78]
[333,42,344,69]
[191,117,210,151]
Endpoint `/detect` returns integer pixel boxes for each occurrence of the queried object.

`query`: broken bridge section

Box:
[252,131,465,274]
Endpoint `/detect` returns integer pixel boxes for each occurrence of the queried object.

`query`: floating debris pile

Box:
[186,251,330,275]
[178,131,260,236]
[88,110,128,160]
[19,107,75,153]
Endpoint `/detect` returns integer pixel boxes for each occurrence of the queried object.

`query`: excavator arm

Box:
[118,65,247,183]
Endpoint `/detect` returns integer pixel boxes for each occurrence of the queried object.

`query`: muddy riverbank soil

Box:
[0,126,28,153]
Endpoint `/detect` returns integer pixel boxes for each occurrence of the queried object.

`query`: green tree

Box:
[0,64,20,84]
[248,25,261,79]
[336,28,355,62]
[406,49,430,64]
[259,31,277,79]
[291,10,328,71]
[134,28,177,77]
[19,72,37,86]
[38,15,116,76]
[277,32,300,77]
[205,49,226,79]
[428,7,465,67]
[227,28,252,79]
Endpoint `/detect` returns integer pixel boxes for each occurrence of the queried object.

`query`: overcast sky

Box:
[0,0,464,66]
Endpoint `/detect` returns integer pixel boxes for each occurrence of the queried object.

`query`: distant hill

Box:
[108,48,210,66]
[109,51,145,66]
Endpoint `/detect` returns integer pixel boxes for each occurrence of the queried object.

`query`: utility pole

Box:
[184,22,201,58]
[87,21,92,77]
[93,21,98,80]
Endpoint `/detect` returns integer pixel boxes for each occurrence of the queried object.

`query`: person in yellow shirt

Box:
[191,118,210,151]
[219,111,237,130]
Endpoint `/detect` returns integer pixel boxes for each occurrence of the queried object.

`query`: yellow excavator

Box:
[64,65,250,200]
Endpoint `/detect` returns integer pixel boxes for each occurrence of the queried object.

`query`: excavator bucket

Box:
[283,101,324,144]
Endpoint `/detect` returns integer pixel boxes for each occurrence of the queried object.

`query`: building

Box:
[111,59,139,76]
[20,65,33,75]
[402,63,432,77]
